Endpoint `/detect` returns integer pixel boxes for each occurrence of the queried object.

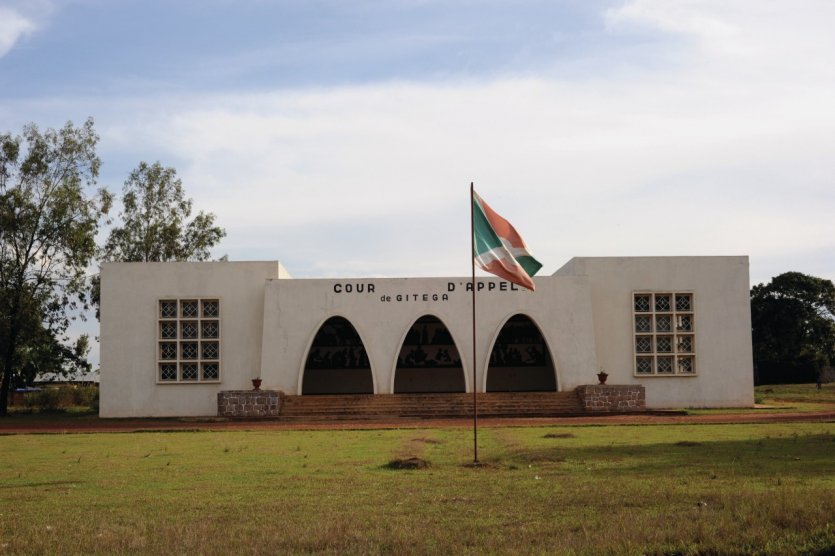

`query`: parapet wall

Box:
[575,385,645,412]
[217,390,282,417]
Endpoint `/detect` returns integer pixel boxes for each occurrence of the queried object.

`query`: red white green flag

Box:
[472,190,542,291]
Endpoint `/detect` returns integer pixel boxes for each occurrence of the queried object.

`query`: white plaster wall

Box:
[555,257,754,408]
[99,261,282,417]
[259,276,598,394]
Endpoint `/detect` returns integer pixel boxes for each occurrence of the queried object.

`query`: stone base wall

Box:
[575,385,645,412]
[217,390,282,417]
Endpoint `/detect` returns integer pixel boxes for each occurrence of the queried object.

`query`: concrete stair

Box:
[279,391,585,421]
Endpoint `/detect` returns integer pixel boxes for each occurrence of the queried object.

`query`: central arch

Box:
[393,315,466,393]
[486,314,557,392]
[302,316,374,394]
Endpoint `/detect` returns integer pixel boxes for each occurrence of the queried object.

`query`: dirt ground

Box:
[1,409,834,434]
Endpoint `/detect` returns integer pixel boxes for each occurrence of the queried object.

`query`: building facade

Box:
[99,256,754,417]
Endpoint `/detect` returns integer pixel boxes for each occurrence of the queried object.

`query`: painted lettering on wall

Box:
[447,281,520,292]
[380,293,450,303]
[333,283,376,294]
[332,280,524,303]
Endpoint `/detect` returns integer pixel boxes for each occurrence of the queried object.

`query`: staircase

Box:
[278,391,585,421]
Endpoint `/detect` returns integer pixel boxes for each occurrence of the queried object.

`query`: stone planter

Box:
[575,384,645,413]
[218,390,282,417]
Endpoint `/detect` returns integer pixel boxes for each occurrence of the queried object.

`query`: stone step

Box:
[279,392,584,419]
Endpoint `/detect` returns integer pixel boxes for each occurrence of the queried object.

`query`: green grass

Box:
[756,383,835,405]
[1,423,834,554]
[688,383,835,415]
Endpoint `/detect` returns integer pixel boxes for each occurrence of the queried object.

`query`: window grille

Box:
[632,292,695,376]
[157,298,221,383]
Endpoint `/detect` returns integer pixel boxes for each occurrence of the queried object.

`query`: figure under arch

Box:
[486,314,557,392]
[302,316,374,394]
[394,315,465,393]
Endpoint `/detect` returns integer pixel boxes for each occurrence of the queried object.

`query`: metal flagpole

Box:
[470,181,478,464]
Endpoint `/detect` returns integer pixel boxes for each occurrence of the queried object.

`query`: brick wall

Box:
[575,384,645,412]
[217,390,282,417]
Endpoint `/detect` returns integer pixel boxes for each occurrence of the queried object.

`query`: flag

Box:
[472,190,542,291]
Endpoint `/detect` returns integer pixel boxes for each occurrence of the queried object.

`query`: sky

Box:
[2,0,834,367]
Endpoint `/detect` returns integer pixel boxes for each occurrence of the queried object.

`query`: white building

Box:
[99,256,754,417]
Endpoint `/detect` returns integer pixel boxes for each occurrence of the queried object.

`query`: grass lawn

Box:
[1,422,834,555]
[756,383,835,405]
[687,383,835,415]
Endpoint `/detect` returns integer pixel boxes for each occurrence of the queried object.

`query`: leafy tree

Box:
[0,119,111,415]
[751,272,835,384]
[100,161,226,263]
[92,162,226,318]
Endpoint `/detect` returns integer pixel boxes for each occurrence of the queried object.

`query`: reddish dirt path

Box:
[1,410,833,434]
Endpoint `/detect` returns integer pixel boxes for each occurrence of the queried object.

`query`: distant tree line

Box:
[0,118,225,415]
[751,272,835,385]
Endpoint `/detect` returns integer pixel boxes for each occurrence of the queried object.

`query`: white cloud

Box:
[0,7,36,57]
[92,63,832,283]
[606,0,835,80]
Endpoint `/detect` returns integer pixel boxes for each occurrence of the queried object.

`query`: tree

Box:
[100,161,226,263]
[751,272,835,384]
[0,119,111,415]
[92,161,225,318]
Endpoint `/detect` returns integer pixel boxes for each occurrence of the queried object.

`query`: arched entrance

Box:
[394,315,465,393]
[486,314,557,392]
[302,316,374,394]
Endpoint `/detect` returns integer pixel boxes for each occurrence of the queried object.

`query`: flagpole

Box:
[470,181,478,464]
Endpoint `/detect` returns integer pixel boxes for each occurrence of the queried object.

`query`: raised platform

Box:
[217,386,646,420]
[279,391,585,421]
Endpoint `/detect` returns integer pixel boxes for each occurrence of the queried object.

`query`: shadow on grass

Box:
[503,433,835,479]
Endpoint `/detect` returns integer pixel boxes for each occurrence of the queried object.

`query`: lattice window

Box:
[657,356,674,374]
[202,300,219,318]
[677,335,694,353]
[157,298,221,383]
[181,321,198,339]
[160,342,177,360]
[201,321,219,339]
[159,363,177,381]
[632,292,696,376]
[655,294,671,312]
[676,315,692,332]
[160,322,177,339]
[202,341,219,360]
[181,363,199,381]
[181,342,198,359]
[202,363,219,380]
[181,300,199,319]
[675,294,692,312]
[160,300,178,319]
[634,295,651,312]
[677,357,695,374]
[636,357,653,374]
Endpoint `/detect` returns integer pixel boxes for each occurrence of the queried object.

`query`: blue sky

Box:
[2,0,835,366]
[2,1,636,93]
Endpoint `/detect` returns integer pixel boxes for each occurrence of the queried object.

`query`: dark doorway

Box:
[394,315,466,393]
[486,314,557,392]
[302,317,374,394]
